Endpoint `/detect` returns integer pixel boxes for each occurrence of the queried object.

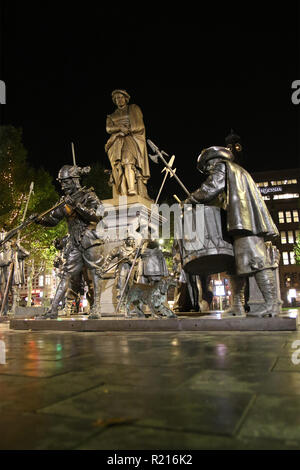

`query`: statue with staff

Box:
[147,138,280,317]
[0,144,106,319]
[0,182,33,315]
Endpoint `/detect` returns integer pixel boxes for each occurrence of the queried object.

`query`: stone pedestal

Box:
[9,311,298,332]
[96,195,162,316]
[98,195,160,241]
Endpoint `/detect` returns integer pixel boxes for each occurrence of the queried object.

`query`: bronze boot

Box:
[249,269,277,317]
[88,275,102,319]
[224,275,246,316]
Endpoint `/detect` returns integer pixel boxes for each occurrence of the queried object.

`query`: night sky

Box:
[1,3,300,202]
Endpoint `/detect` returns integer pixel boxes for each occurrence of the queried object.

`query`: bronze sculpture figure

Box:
[137,240,169,284]
[125,277,177,318]
[0,232,29,315]
[105,90,150,198]
[184,146,279,317]
[35,165,105,319]
[101,236,137,304]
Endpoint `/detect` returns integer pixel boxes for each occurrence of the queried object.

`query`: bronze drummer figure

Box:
[184,146,279,317]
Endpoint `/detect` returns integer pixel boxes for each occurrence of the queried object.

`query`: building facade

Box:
[19,265,57,307]
[251,168,300,307]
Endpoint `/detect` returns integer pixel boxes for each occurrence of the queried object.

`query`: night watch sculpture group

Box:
[0,90,281,319]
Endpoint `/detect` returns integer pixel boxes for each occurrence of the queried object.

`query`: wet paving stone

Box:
[239,394,300,441]
[272,356,300,372]
[1,321,300,449]
[180,369,300,395]
[76,424,300,450]
[0,411,97,450]
[38,384,254,437]
[0,353,102,378]
[0,369,106,412]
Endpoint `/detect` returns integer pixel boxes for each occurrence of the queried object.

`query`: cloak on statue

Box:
[225,161,279,240]
[105,103,150,192]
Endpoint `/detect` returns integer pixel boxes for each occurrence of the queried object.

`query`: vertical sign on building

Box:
[0,340,6,364]
[0,80,6,104]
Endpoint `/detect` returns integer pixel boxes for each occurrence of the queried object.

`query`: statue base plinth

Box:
[103,194,155,211]
[96,195,163,316]
[9,311,298,331]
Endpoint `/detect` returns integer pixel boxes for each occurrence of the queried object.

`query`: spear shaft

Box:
[17,182,34,244]
[71,142,76,166]
[147,140,197,202]
[155,155,175,205]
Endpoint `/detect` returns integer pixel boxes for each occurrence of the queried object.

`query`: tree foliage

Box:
[81,162,112,200]
[0,126,67,268]
[295,234,300,265]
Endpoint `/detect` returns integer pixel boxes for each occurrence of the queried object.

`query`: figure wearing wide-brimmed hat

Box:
[105,89,150,198]
[185,146,279,318]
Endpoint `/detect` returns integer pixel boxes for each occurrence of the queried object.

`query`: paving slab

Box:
[239,394,300,441]
[75,424,300,450]
[1,320,300,450]
[9,311,298,332]
[38,384,254,437]
[179,369,300,395]
[0,410,97,450]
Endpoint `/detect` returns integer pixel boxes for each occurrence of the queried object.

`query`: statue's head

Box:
[146,240,159,249]
[196,146,234,173]
[111,89,130,108]
[57,165,90,195]
[125,236,135,247]
[225,129,243,159]
[0,225,8,240]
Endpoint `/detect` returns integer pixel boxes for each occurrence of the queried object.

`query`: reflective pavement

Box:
[1,315,300,450]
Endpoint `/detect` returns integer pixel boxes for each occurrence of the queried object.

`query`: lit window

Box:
[45,275,51,286]
[38,275,44,287]
[295,230,300,240]
[262,195,270,200]
[288,231,294,244]
[278,211,285,223]
[271,181,277,186]
[282,252,289,265]
[293,210,299,223]
[263,182,268,187]
[290,252,296,265]
[292,179,297,184]
[286,211,292,223]
[281,231,287,244]
[273,193,299,200]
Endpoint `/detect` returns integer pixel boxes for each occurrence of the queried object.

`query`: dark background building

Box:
[252,168,300,307]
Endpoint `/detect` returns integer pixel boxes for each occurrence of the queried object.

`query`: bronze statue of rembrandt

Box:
[105,89,150,198]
